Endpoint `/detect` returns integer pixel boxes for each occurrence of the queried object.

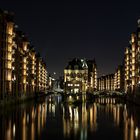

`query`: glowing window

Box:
[6,61,12,69]
[7,23,13,35]
[6,71,11,81]
[7,53,12,60]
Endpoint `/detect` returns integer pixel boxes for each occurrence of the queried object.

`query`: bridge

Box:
[58,90,126,104]
[92,91,125,97]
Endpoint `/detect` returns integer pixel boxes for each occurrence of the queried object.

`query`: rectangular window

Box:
[6,61,12,69]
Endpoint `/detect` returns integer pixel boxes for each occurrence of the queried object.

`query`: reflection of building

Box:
[0,101,47,140]
[124,20,140,94]
[64,58,97,93]
[123,105,140,140]
[114,65,124,91]
[0,10,47,100]
[62,103,97,139]
[98,74,114,91]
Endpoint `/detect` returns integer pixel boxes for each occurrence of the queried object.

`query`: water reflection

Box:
[0,99,47,140]
[0,96,140,140]
[123,104,140,140]
[62,102,97,140]
[62,97,140,140]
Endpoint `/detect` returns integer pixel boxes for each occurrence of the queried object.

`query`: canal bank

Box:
[0,92,50,107]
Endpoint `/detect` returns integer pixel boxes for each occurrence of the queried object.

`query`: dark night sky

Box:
[1,0,140,77]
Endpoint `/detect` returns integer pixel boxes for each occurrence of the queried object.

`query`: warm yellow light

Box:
[6,72,11,81]
[125,48,129,54]
[132,80,135,85]
[135,127,139,138]
[7,22,13,35]
[32,70,34,74]
[23,64,26,69]
[132,45,135,51]
[132,53,135,58]
[23,70,26,75]
[23,42,27,51]
[32,80,34,85]
[132,65,135,70]
[23,58,26,63]
[7,53,12,60]
[32,55,35,60]
[132,37,135,43]
[23,78,26,83]
[6,61,12,69]
[7,45,12,52]
[8,37,12,43]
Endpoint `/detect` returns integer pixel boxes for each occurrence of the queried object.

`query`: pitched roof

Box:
[65,58,88,70]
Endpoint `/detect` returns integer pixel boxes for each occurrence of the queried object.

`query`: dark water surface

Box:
[0,95,140,140]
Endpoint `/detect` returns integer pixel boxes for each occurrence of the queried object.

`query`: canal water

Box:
[0,95,140,140]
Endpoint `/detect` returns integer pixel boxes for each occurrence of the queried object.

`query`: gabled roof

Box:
[65,58,88,70]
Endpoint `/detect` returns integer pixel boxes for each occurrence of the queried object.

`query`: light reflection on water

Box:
[0,95,140,140]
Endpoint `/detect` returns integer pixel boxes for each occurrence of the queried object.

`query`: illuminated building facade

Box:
[0,10,15,99]
[125,33,137,93]
[124,46,131,93]
[98,74,114,91]
[124,20,140,94]
[35,54,47,93]
[114,65,124,91]
[86,59,97,92]
[64,58,97,93]
[0,10,47,100]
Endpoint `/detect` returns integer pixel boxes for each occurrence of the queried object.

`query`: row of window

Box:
[67,83,80,87]
[66,73,88,77]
